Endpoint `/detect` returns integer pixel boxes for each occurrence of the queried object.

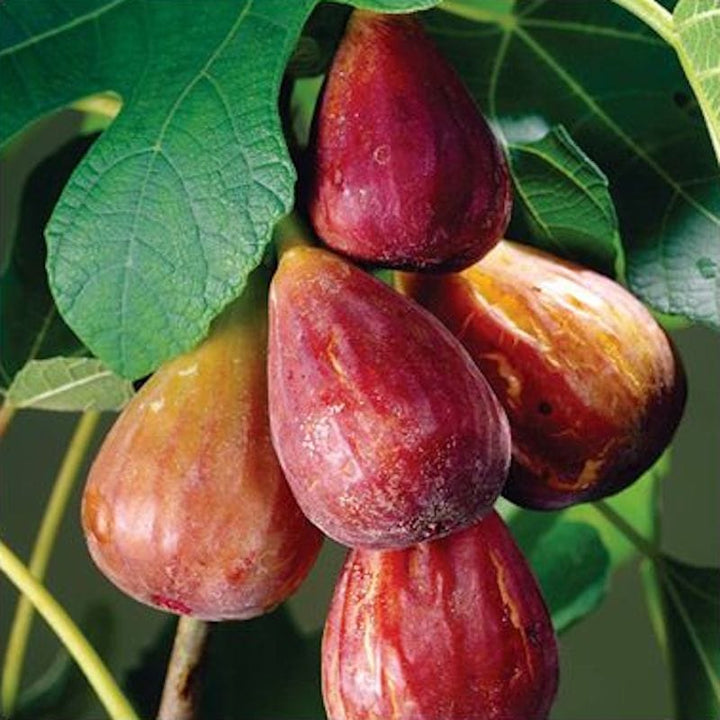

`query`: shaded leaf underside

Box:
[658,556,720,719]
[508,124,622,275]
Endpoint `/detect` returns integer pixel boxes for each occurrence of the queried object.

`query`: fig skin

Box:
[307,10,511,272]
[322,511,559,720]
[399,240,687,509]
[81,270,323,621]
[268,246,511,549]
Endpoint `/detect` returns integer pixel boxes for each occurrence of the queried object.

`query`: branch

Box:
[0,402,16,440]
[157,616,211,720]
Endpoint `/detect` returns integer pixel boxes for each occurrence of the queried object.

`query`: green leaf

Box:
[502,453,668,572]
[565,452,668,567]
[0,135,93,389]
[0,0,437,381]
[126,607,322,720]
[657,557,720,719]
[509,125,622,275]
[6,357,134,411]
[674,0,720,164]
[500,453,669,633]
[427,1,720,327]
[509,515,611,633]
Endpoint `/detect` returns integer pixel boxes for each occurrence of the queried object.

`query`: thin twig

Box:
[0,541,140,720]
[157,616,211,720]
[2,410,101,716]
[0,402,16,440]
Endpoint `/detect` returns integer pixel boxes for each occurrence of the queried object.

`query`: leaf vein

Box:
[515,26,720,227]
[0,0,126,58]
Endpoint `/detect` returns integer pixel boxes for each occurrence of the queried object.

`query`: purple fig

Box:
[82,271,323,620]
[307,11,511,272]
[322,511,559,720]
[399,240,686,509]
[268,246,510,549]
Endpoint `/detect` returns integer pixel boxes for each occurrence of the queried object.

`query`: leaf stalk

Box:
[1,411,101,716]
[0,403,16,440]
[0,541,140,720]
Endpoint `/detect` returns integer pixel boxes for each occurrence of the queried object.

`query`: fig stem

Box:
[0,402,16,440]
[593,500,660,561]
[157,616,210,720]
[273,212,315,260]
[1,410,101,717]
[0,540,140,720]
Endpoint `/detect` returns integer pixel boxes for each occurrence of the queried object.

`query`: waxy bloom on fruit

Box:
[82,270,323,620]
[268,246,511,549]
[322,511,558,720]
[307,10,511,272]
[400,240,686,509]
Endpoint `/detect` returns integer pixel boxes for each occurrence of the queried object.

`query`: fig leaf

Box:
[427,0,720,328]
[509,125,622,277]
[0,0,439,380]
[673,0,720,165]
[650,557,720,719]
[6,357,133,411]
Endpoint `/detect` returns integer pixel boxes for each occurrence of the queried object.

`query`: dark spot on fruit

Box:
[538,401,552,415]
[526,622,541,647]
[151,594,192,615]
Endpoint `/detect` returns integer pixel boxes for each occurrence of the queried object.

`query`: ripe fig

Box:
[307,10,511,272]
[268,246,511,549]
[399,240,686,509]
[81,270,323,620]
[322,511,558,720]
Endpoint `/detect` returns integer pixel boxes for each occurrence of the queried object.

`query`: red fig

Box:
[82,270,323,620]
[268,246,510,549]
[307,11,511,272]
[322,511,559,720]
[399,240,686,509]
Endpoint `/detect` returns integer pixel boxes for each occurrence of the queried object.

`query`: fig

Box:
[322,511,558,720]
[399,240,686,509]
[268,245,510,549]
[81,270,323,620]
[307,10,511,272]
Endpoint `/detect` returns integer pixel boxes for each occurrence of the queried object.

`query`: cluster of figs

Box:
[81,10,686,720]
